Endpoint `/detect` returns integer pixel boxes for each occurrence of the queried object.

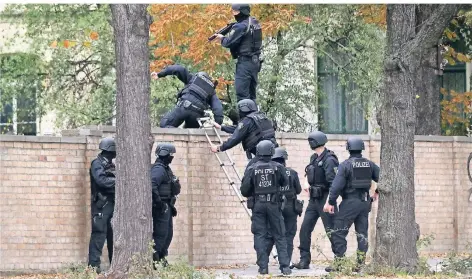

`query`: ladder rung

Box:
[220,162,235,167]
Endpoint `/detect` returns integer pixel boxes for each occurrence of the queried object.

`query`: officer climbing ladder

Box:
[197,116,279,264]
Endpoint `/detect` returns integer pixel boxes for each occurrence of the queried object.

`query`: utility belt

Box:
[342,190,371,202]
[93,192,114,209]
[255,193,279,202]
[176,98,205,114]
[159,196,177,205]
[237,53,259,59]
[282,192,296,200]
[309,185,328,199]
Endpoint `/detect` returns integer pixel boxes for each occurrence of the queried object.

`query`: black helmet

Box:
[231,4,250,16]
[256,140,275,156]
[272,147,288,160]
[99,138,116,152]
[155,143,176,157]
[237,99,258,113]
[346,137,365,151]
[308,131,327,149]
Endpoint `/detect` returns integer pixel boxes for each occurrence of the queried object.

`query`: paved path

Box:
[212,258,447,278]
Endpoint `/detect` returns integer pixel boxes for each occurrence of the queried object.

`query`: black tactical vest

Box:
[90,155,116,199]
[242,112,275,152]
[253,161,278,195]
[183,74,215,104]
[154,163,173,199]
[280,167,297,198]
[305,150,338,189]
[348,158,372,190]
[238,17,262,57]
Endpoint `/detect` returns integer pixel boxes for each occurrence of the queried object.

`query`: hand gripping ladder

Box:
[197,116,279,264]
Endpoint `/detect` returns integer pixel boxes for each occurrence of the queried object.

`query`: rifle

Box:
[208,22,236,42]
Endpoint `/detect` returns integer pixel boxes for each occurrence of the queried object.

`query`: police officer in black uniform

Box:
[323,137,379,272]
[240,140,291,275]
[265,147,303,262]
[87,137,116,273]
[210,99,277,168]
[153,64,224,128]
[291,131,339,270]
[151,143,181,266]
[212,4,262,102]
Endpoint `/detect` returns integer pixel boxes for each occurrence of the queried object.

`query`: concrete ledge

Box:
[0,135,87,143]
[62,125,472,143]
[414,135,457,142]
[453,136,472,143]
[60,136,87,144]
[0,135,26,142]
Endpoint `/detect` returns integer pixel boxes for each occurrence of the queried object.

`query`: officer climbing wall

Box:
[240,140,292,275]
[265,147,303,262]
[291,131,339,270]
[323,137,379,273]
[151,143,181,267]
[87,137,116,274]
[210,99,277,168]
[212,4,262,103]
[152,64,224,128]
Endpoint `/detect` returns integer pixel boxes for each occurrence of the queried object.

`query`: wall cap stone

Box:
[0,135,87,143]
[55,125,472,143]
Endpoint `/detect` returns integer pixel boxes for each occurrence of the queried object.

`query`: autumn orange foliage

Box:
[440,88,472,133]
[148,4,298,76]
[357,4,387,28]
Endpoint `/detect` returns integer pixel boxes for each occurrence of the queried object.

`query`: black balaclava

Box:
[349,150,362,156]
[101,150,116,161]
[159,155,174,165]
[235,13,249,22]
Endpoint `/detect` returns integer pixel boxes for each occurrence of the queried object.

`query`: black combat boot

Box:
[258,267,268,274]
[281,267,292,275]
[290,261,310,269]
[160,258,169,267]
[325,257,343,272]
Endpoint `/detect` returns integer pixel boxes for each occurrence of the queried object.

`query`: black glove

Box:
[171,205,177,217]
[157,70,166,78]
[214,115,224,125]
[154,200,168,214]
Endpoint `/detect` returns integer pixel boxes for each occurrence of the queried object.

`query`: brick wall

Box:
[1,126,472,272]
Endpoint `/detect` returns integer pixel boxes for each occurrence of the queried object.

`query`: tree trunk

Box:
[374,4,462,271]
[375,5,419,271]
[107,4,153,279]
[415,5,441,136]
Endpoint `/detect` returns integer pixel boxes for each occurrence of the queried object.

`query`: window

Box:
[0,53,40,136]
[317,56,368,134]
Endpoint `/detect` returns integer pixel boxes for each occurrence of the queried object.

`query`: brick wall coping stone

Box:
[1,125,471,143]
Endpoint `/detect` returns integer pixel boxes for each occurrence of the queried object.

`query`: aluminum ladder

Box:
[197,116,279,264]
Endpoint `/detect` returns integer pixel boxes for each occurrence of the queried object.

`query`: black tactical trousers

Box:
[251,200,290,270]
[298,192,337,263]
[235,56,260,102]
[159,106,204,129]
[88,201,114,269]
[266,200,298,261]
[331,198,370,264]
[152,203,174,262]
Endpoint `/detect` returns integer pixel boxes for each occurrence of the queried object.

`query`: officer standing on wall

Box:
[152,64,224,128]
[265,147,303,263]
[151,143,181,267]
[212,4,262,102]
[210,99,277,168]
[291,131,339,270]
[87,137,116,274]
[240,140,292,275]
[323,137,379,272]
